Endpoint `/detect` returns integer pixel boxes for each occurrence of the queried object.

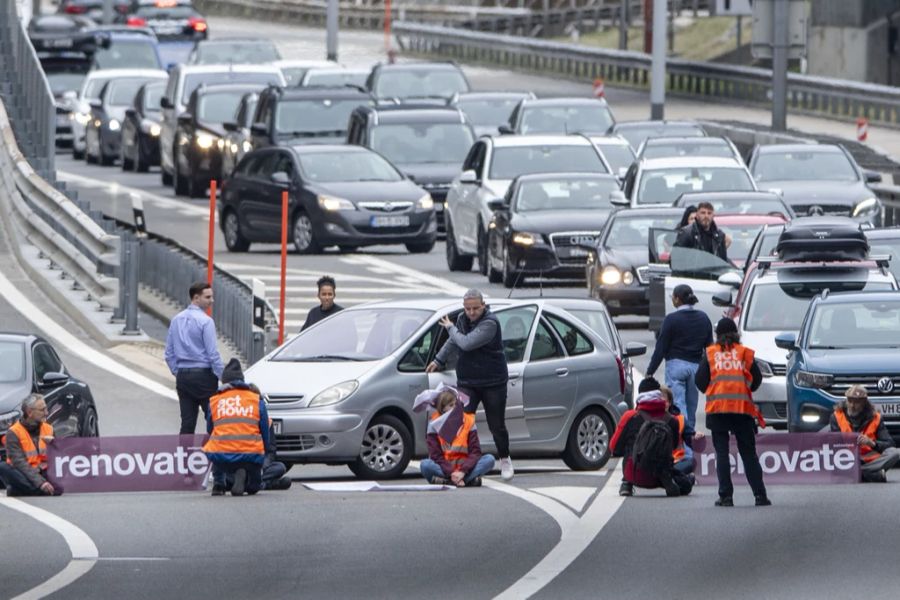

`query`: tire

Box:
[348,414,412,480]
[72,146,85,160]
[476,223,488,275]
[562,407,612,470]
[487,233,502,283]
[161,167,173,186]
[79,407,100,437]
[188,175,207,199]
[405,239,435,254]
[291,211,321,254]
[99,149,115,166]
[501,245,519,288]
[135,147,149,173]
[223,210,250,252]
[444,217,473,272]
[173,148,189,196]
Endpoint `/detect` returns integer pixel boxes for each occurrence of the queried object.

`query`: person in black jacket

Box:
[301,275,343,331]
[427,289,512,480]
[673,202,727,261]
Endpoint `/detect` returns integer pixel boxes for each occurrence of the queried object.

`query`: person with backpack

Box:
[695,317,770,507]
[610,378,693,497]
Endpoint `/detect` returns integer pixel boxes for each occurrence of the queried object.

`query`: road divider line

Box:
[1,497,99,600]
[0,269,177,401]
[349,255,468,296]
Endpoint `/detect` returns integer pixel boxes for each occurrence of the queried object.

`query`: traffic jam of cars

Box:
[21,0,900,479]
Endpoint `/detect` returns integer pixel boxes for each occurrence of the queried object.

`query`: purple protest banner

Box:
[46,435,210,493]
[693,433,860,485]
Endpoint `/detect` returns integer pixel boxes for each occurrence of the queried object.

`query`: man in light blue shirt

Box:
[165,282,225,434]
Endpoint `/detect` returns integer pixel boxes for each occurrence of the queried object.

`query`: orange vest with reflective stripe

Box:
[834,409,882,463]
[203,389,265,455]
[672,414,686,462]
[704,343,766,428]
[4,421,54,469]
[432,412,476,471]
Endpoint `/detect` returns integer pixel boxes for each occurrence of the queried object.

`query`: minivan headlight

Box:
[795,370,833,389]
[852,197,878,217]
[309,380,359,407]
[317,195,355,211]
[756,358,774,378]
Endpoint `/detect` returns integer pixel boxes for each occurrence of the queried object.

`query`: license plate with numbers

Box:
[370,215,409,227]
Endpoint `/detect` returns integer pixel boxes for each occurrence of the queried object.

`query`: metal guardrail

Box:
[393,22,900,128]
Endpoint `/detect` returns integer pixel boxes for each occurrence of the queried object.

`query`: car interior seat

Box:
[641,176,669,203]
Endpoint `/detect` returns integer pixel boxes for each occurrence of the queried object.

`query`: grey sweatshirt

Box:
[434,317,499,367]
[5,419,49,488]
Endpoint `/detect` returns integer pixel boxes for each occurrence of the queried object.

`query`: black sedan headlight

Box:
[599,265,634,286]
[511,231,543,247]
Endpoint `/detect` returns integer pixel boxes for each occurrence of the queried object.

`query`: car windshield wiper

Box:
[282,130,344,137]
[288,354,374,362]
[808,345,847,350]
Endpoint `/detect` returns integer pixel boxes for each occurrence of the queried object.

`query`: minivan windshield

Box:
[274,308,432,361]
[370,123,474,165]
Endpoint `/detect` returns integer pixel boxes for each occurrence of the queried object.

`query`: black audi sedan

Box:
[486,173,622,288]
[585,207,683,316]
[219,145,437,254]
[121,80,166,172]
[174,82,269,197]
[0,333,99,460]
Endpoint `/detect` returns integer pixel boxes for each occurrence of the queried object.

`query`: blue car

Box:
[777,291,900,440]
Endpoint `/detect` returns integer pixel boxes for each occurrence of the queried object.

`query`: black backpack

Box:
[631,413,674,475]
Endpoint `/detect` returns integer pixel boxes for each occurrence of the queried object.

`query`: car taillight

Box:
[126,16,147,27]
[616,356,626,396]
[189,17,207,32]
[64,5,87,13]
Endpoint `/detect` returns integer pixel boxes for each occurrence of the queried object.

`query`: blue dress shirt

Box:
[164,305,225,378]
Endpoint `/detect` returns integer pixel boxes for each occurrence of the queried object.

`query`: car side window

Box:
[272,152,294,178]
[546,315,593,356]
[236,154,259,176]
[529,319,563,361]
[250,152,278,179]
[463,142,484,174]
[496,306,537,364]
[33,343,62,382]
[398,325,440,372]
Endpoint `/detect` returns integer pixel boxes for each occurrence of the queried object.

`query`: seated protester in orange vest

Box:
[830,385,900,483]
[417,387,495,487]
[203,359,269,497]
[695,317,770,507]
[0,394,61,497]
[610,378,692,498]
[660,385,703,477]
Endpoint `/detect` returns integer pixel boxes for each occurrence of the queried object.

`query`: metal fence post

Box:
[122,230,141,335]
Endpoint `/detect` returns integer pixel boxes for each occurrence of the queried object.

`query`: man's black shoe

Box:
[211,484,226,496]
[715,496,734,507]
[619,482,633,497]
[269,476,292,490]
[664,482,681,497]
[469,477,483,487]
[755,496,772,506]
[231,469,247,496]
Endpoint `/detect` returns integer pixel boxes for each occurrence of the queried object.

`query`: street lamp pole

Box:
[650,0,666,119]
[771,0,790,131]
[326,0,339,62]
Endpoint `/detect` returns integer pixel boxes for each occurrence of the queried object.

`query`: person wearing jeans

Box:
[427,289,513,480]
[646,284,712,441]
[420,455,496,486]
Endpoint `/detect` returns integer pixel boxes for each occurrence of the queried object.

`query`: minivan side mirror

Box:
[717,272,743,288]
[40,371,69,388]
[486,198,506,211]
[711,291,733,307]
[177,113,193,125]
[88,99,101,110]
[864,170,883,184]
[250,122,268,137]
[774,332,798,351]
[160,96,174,109]
[223,121,238,132]
[624,342,647,358]
[459,169,478,184]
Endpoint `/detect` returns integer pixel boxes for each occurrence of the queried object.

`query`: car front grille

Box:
[826,375,900,398]
[772,364,787,377]
[355,225,420,235]
[792,204,851,217]
[276,434,316,452]
[357,201,413,213]
[267,394,305,404]
[549,231,599,265]
[773,402,788,418]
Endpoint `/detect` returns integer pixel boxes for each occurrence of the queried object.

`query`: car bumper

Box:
[188,147,224,182]
[508,244,589,279]
[316,211,438,247]
[269,409,365,462]
[100,128,122,157]
[753,376,788,429]
[595,285,649,315]
[139,133,161,163]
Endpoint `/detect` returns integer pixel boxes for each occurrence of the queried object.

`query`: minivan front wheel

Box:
[562,407,612,470]
[349,414,412,480]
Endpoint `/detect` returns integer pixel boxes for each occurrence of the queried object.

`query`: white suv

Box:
[445,134,610,273]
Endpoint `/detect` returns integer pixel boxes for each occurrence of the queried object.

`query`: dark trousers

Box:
[224,461,286,490]
[0,463,62,496]
[460,383,509,458]
[176,368,218,434]
[711,414,767,499]
[212,461,263,494]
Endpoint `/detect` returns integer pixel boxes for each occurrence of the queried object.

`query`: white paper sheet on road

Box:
[304,481,455,492]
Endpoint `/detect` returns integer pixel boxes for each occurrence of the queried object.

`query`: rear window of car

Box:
[0,341,26,383]
[489,145,606,180]
[93,39,161,70]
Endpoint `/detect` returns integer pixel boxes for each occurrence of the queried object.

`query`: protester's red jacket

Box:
[610,396,678,488]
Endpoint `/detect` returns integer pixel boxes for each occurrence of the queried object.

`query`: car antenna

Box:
[507,263,525,299]
[538,269,543,297]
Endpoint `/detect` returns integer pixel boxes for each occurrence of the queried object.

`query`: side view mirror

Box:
[250,122,268,137]
[498,124,514,135]
[125,108,136,118]
[774,332,797,351]
[40,371,69,388]
[88,99,102,110]
[623,342,647,358]
[717,272,743,288]
[223,121,238,132]
[609,190,629,207]
[864,170,882,184]
[177,112,193,125]
[617,167,628,180]
[160,96,174,109]
[62,90,77,101]
[486,198,506,211]
[459,169,478,184]
[711,291,733,307]
[270,171,290,186]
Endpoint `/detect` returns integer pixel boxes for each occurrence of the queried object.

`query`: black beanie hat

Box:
[715,317,738,336]
[221,358,244,384]
[638,377,661,393]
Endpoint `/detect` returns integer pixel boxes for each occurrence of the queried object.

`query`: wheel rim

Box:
[359,423,405,473]
[224,213,240,248]
[445,223,455,261]
[293,214,313,250]
[83,409,98,437]
[577,413,608,463]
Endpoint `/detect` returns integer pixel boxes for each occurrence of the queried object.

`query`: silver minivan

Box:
[246,297,645,479]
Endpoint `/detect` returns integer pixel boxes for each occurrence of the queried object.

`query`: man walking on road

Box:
[426,289,513,480]
[165,282,224,434]
[673,201,728,260]
[830,385,900,483]
[0,394,61,496]
[301,275,343,331]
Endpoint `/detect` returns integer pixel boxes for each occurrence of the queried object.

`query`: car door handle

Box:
[555,368,569,377]
[508,371,520,380]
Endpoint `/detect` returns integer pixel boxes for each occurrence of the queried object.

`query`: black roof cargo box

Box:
[776,217,869,262]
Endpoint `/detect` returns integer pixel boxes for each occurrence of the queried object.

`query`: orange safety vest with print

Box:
[672,414,686,462]
[203,388,265,456]
[4,421,54,469]
[431,412,476,470]
[834,409,882,464]
[704,343,766,428]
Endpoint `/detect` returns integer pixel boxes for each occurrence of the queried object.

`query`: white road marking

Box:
[1,497,99,600]
[0,269,177,401]
[529,486,597,513]
[350,254,467,296]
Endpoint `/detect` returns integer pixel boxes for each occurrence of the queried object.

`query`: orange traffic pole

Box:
[278,190,288,346]
[384,0,392,56]
[206,179,216,316]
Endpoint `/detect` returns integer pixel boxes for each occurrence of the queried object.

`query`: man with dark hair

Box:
[165,281,224,434]
[673,201,727,260]
[301,275,343,331]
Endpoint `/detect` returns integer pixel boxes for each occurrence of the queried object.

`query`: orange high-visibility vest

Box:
[4,421,54,469]
[834,409,882,464]
[203,388,264,455]
[672,414,686,462]
[704,343,766,428]
[432,412,476,470]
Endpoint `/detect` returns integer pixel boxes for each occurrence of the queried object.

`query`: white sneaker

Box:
[500,457,514,481]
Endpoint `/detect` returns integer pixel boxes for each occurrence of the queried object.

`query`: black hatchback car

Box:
[0,333,99,460]
[121,80,166,171]
[220,145,436,254]
[174,82,269,197]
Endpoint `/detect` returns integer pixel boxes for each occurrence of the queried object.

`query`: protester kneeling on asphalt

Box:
[416,386,495,487]
[610,378,693,498]
[830,384,900,483]
[660,385,702,477]
[203,359,269,497]
[0,394,62,497]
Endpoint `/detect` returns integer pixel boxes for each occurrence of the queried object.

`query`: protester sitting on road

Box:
[830,385,900,483]
[0,394,61,497]
[203,359,270,497]
[660,385,701,476]
[610,378,692,498]
[417,387,495,487]
[301,275,343,331]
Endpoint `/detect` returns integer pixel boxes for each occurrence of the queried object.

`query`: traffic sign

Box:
[751,0,808,60]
